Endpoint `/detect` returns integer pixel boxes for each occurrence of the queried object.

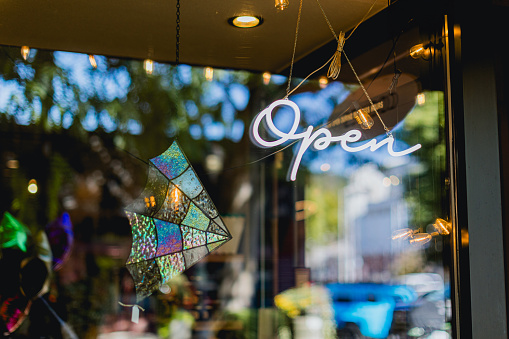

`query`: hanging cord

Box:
[327,31,345,79]
[176,0,180,65]
[314,0,392,137]
[343,51,392,137]
[315,0,378,79]
[285,0,304,98]
[284,0,380,97]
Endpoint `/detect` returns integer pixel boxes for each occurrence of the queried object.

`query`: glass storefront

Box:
[0,13,454,339]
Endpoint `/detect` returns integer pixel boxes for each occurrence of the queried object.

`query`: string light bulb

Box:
[89,55,98,69]
[263,72,271,85]
[417,93,426,105]
[21,46,30,60]
[27,179,38,194]
[409,233,432,246]
[410,43,431,59]
[353,101,374,129]
[433,218,452,235]
[319,76,328,89]
[144,59,154,75]
[275,0,289,10]
[204,67,214,81]
[391,228,415,240]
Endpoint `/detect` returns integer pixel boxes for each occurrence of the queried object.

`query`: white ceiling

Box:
[0,0,387,73]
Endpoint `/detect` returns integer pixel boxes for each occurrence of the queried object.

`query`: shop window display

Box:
[0,25,451,338]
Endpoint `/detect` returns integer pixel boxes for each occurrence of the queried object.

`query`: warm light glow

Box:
[172,187,180,204]
[275,0,289,10]
[391,228,414,240]
[263,72,271,85]
[410,43,430,59]
[145,196,156,208]
[6,160,19,169]
[21,46,30,60]
[144,59,154,75]
[231,16,261,28]
[353,109,374,129]
[417,93,426,105]
[28,179,38,194]
[433,218,451,235]
[383,177,391,187]
[204,67,214,81]
[409,233,432,246]
[250,99,422,181]
[319,76,328,89]
[89,55,98,69]
[320,163,330,172]
[461,229,469,247]
[390,175,400,186]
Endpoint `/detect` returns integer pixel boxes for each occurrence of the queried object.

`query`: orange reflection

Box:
[409,233,432,246]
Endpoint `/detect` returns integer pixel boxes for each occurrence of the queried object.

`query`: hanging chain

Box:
[176,0,181,65]
[285,0,304,98]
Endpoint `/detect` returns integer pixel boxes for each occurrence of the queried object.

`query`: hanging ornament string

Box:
[285,0,304,98]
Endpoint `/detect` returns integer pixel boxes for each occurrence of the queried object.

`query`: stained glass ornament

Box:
[125,140,232,302]
[0,212,28,252]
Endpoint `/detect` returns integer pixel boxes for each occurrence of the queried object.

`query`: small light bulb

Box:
[144,59,154,75]
[410,43,431,59]
[263,72,271,85]
[275,0,289,10]
[28,179,38,194]
[21,46,30,60]
[417,93,426,105]
[409,233,432,246]
[89,55,97,69]
[204,67,214,81]
[391,228,414,240]
[433,218,451,235]
[353,109,374,129]
[319,76,328,89]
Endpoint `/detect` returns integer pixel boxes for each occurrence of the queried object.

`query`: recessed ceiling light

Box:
[229,16,262,28]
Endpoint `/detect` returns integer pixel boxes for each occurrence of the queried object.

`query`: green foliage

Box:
[400,91,447,228]
[305,174,345,245]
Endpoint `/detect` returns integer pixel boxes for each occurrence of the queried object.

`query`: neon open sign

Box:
[250,99,422,181]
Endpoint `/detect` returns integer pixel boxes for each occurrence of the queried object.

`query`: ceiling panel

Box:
[0,0,386,73]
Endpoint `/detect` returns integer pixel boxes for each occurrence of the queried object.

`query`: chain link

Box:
[176,0,180,65]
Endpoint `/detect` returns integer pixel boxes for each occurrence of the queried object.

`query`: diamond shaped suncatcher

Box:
[125,140,232,301]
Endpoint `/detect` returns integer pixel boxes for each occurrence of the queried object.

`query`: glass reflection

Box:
[0,39,450,338]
